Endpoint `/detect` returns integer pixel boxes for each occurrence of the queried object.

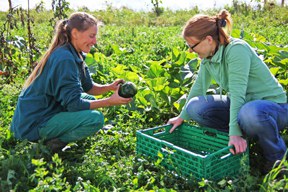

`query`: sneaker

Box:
[45,138,67,153]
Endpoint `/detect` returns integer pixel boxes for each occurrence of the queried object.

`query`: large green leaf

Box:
[171,47,180,62]
[122,71,139,81]
[187,58,199,72]
[93,52,107,62]
[85,53,96,65]
[146,62,165,78]
[175,51,186,65]
[173,94,187,112]
[111,44,126,55]
[280,58,288,65]
[279,78,288,86]
[111,64,128,75]
[270,67,280,75]
[146,77,168,91]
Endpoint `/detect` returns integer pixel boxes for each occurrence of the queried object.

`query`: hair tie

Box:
[62,19,69,26]
[216,18,226,28]
[220,19,226,27]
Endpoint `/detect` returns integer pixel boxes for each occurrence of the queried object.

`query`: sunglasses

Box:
[186,38,205,51]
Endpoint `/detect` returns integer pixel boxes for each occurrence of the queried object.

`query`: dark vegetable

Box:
[118,82,137,98]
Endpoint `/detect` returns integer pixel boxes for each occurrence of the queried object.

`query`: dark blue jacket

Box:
[11,43,93,141]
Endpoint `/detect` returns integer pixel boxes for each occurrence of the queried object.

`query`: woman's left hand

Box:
[228,135,247,155]
[109,79,125,91]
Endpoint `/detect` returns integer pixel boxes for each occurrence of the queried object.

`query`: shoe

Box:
[45,138,67,153]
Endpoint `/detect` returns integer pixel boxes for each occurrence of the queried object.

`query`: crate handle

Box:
[220,146,233,159]
[140,124,172,136]
[153,127,166,135]
[152,124,172,135]
[213,145,234,159]
[161,147,174,155]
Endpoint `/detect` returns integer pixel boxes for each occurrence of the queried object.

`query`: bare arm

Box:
[89,84,132,109]
[87,79,124,96]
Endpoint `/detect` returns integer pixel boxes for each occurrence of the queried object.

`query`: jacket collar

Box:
[202,44,226,65]
[66,43,85,65]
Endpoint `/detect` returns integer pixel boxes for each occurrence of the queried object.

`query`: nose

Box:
[92,36,97,45]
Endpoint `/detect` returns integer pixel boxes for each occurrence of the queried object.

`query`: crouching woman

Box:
[10,12,132,152]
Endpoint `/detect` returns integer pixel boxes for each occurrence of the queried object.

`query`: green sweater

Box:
[11,43,93,141]
[180,38,287,136]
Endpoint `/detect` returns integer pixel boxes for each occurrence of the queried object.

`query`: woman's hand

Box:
[167,116,184,133]
[87,79,124,96]
[89,85,131,109]
[108,79,125,92]
[107,85,132,105]
[228,135,247,154]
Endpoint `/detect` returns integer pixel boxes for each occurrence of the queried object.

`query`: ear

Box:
[71,28,79,40]
[206,35,214,44]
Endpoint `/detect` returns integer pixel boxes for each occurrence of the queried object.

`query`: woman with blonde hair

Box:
[11,12,132,152]
[168,9,288,174]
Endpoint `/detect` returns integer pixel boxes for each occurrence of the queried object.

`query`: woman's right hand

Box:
[109,85,132,105]
[89,83,132,109]
[167,116,184,133]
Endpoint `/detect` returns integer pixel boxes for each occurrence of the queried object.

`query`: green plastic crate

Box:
[136,123,249,180]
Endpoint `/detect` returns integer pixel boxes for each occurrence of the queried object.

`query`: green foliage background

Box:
[0,1,288,191]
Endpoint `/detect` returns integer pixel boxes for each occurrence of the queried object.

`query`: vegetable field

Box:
[0,1,287,191]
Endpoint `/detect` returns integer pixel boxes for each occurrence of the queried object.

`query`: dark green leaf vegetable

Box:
[118,82,137,98]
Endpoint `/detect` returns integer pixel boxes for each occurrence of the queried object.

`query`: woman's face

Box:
[71,25,97,53]
[185,36,214,59]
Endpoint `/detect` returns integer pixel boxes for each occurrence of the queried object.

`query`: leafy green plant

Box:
[260,157,288,192]
[0,2,287,191]
[30,154,72,191]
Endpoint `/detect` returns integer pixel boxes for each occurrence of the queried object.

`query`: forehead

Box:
[185,36,199,43]
[82,25,97,34]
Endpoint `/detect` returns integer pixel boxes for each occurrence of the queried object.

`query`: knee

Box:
[185,97,203,119]
[90,110,104,132]
[238,101,265,136]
